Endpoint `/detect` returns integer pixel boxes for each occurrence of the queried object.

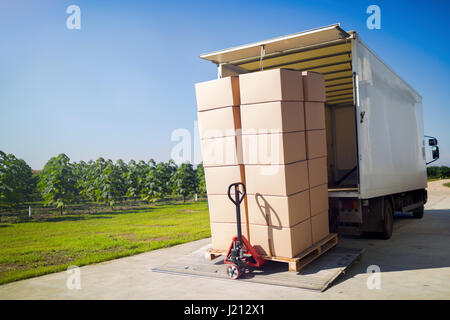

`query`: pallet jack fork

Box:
[224,182,265,280]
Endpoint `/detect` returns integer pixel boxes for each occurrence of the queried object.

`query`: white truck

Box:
[200,24,440,239]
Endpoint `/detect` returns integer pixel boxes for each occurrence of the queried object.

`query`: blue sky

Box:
[0,0,449,169]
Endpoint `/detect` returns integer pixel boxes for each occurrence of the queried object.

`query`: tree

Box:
[87,158,124,208]
[440,166,450,178]
[171,162,196,202]
[427,166,450,179]
[195,163,206,197]
[73,160,96,202]
[427,166,440,178]
[73,160,90,202]
[38,154,76,214]
[125,160,150,200]
[115,159,129,199]
[141,160,177,202]
[0,151,35,206]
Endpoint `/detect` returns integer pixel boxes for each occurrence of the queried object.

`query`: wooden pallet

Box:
[205,233,338,272]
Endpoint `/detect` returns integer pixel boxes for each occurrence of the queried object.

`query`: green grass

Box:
[0,201,210,285]
[443,182,450,188]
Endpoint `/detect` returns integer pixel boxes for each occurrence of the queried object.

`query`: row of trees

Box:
[427,166,450,179]
[1,151,206,212]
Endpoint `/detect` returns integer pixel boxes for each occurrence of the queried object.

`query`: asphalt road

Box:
[1,180,449,299]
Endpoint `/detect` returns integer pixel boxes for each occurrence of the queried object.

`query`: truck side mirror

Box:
[432,146,439,160]
[429,138,438,146]
[425,136,440,165]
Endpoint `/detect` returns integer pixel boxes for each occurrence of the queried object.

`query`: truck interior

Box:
[200,24,359,192]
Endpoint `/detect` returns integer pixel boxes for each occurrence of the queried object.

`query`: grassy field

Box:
[0,201,210,285]
[444,182,450,188]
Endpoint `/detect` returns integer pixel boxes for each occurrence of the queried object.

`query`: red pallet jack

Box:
[224,182,266,280]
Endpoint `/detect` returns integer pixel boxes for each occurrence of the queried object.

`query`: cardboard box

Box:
[240,101,305,134]
[247,190,310,228]
[249,219,312,258]
[302,71,326,102]
[311,210,330,244]
[200,136,243,167]
[309,184,329,217]
[198,106,241,139]
[306,130,327,160]
[304,102,325,130]
[207,194,247,224]
[245,161,309,196]
[242,131,306,165]
[308,157,328,188]
[195,76,240,111]
[210,222,248,251]
[239,69,303,105]
[204,165,245,195]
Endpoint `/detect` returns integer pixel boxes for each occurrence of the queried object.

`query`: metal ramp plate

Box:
[153,244,363,291]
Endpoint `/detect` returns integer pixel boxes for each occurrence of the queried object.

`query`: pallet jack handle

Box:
[227,182,246,205]
[227,182,246,246]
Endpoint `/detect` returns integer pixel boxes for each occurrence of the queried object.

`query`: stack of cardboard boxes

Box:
[302,71,330,246]
[195,69,330,259]
[239,69,311,258]
[195,77,248,250]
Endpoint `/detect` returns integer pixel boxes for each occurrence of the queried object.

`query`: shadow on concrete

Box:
[424,209,450,214]
[328,210,450,289]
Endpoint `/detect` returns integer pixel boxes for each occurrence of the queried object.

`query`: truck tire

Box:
[380,199,393,240]
[413,205,424,219]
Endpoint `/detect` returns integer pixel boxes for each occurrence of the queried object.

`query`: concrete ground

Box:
[1,180,450,300]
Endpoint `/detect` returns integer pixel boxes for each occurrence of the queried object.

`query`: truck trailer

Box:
[199,24,439,239]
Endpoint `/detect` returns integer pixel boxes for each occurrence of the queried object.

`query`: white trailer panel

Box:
[354,39,427,199]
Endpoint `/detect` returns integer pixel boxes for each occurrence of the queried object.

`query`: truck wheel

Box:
[413,206,424,219]
[380,199,393,240]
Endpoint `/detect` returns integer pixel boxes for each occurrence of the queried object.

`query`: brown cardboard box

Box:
[195,76,240,111]
[208,194,246,223]
[200,136,243,167]
[311,210,330,244]
[306,130,327,160]
[198,106,241,139]
[302,71,326,102]
[204,165,245,195]
[245,160,309,196]
[304,102,325,130]
[249,219,312,258]
[240,101,305,134]
[247,190,310,228]
[210,222,248,251]
[242,131,306,165]
[309,184,329,217]
[239,69,303,105]
[308,157,328,188]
